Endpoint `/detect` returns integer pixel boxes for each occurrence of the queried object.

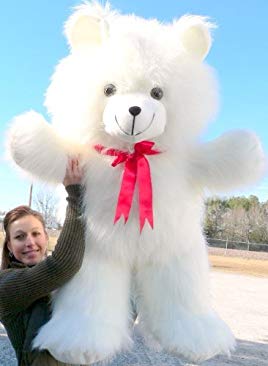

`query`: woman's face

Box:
[8,215,48,266]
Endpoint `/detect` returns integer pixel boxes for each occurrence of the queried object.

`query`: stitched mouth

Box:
[115,114,155,136]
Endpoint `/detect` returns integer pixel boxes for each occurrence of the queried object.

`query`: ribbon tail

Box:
[137,156,154,232]
[114,159,137,225]
[139,216,154,233]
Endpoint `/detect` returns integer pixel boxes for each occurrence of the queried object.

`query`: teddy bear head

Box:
[46,2,218,150]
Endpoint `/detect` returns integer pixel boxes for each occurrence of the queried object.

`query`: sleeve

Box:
[0,185,86,316]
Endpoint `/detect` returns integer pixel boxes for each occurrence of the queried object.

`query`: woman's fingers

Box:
[63,156,83,186]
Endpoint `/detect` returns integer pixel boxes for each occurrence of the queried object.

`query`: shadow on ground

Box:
[0,326,16,366]
[195,339,268,366]
[0,326,268,366]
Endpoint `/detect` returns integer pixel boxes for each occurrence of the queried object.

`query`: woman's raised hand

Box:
[63,157,84,187]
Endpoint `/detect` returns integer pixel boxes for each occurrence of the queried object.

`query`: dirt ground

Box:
[1,270,267,366]
[209,252,268,277]
[0,238,267,365]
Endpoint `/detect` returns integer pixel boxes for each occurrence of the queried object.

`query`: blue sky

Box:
[0,0,267,211]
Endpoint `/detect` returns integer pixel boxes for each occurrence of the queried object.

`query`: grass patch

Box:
[1,232,267,277]
[209,254,268,278]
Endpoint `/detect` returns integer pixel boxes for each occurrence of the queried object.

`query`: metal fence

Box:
[207,238,268,253]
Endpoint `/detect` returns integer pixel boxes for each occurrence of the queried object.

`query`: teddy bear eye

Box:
[104,84,117,97]
[150,87,163,100]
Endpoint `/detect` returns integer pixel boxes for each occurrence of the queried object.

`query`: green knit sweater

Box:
[0,185,85,366]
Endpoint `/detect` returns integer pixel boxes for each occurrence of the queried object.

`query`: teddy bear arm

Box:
[190,130,266,193]
[7,111,68,183]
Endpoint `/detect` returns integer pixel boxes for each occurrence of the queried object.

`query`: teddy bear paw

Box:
[149,309,236,363]
[34,318,131,364]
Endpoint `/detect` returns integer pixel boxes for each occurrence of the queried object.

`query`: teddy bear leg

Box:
[33,255,132,364]
[136,246,236,363]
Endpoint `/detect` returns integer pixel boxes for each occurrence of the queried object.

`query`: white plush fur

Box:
[7,2,266,364]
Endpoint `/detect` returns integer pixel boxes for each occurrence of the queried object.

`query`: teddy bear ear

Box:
[175,15,215,61]
[65,14,109,50]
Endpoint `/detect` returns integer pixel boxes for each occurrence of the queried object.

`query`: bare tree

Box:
[34,189,59,229]
[0,211,6,232]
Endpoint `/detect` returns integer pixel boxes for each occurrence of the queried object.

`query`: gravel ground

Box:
[208,246,268,260]
[1,270,268,366]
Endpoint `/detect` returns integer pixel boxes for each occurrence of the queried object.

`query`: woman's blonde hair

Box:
[1,206,46,270]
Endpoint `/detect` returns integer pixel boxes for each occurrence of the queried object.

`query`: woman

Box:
[0,158,85,366]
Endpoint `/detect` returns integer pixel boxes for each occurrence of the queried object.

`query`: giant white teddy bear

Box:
[8,2,266,364]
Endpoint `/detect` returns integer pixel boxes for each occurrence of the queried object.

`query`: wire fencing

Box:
[207,238,268,253]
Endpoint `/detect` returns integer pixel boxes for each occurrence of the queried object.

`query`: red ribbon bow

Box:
[94,141,161,232]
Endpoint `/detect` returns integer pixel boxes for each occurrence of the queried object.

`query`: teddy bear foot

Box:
[34,319,132,364]
[148,309,236,363]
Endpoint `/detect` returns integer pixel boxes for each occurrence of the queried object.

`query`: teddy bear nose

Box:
[129,106,141,117]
